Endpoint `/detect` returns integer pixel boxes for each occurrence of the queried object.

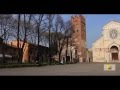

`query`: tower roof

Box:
[71,15,85,19]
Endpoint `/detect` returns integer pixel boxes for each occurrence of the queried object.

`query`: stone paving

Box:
[0,63,120,76]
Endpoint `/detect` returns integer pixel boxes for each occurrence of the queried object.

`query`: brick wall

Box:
[71,15,87,62]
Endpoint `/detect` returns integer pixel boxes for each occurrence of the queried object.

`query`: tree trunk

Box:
[71,50,72,63]
[17,14,20,64]
[19,49,23,63]
[38,27,40,62]
[2,43,5,63]
[58,51,62,63]
[66,37,69,63]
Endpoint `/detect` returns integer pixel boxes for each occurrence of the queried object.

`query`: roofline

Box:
[110,20,120,23]
[103,20,120,28]
[8,40,49,48]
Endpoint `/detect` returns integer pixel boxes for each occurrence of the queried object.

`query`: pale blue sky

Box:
[62,14,120,48]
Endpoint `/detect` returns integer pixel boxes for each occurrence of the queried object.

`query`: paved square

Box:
[0,63,120,76]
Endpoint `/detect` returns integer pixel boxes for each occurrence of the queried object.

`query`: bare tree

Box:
[0,14,72,64]
[54,15,66,63]
[10,14,33,63]
[65,20,72,63]
[19,14,32,63]
[53,15,72,63]
[17,14,21,63]
[44,15,69,63]
[46,14,56,64]
[0,14,13,63]
[11,14,47,64]
[32,14,47,63]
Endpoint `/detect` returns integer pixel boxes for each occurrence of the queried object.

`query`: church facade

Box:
[92,21,120,62]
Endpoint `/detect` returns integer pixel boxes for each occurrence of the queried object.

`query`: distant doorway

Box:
[112,53,118,60]
[66,56,70,63]
[110,46,119,60]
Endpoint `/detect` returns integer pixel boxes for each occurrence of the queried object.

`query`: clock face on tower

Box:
[109,29,118,39]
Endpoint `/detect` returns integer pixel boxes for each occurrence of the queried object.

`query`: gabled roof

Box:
[103,20,120,30]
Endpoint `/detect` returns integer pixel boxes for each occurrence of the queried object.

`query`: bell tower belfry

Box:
[71,15,86,62]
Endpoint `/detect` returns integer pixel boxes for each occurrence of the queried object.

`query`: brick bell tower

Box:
[71,15,86,62]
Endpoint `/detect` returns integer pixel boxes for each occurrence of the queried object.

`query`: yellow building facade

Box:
[8,40,29,63]
[92,21,120,62]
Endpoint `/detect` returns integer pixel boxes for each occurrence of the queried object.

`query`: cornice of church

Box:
[103,20,120,29]
[110,20,120,23]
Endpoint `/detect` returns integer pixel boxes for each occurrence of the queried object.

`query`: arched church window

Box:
[77,29,79,32]
[73,30,75,33]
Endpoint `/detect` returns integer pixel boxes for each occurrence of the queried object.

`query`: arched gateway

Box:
[110,46,119,61]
